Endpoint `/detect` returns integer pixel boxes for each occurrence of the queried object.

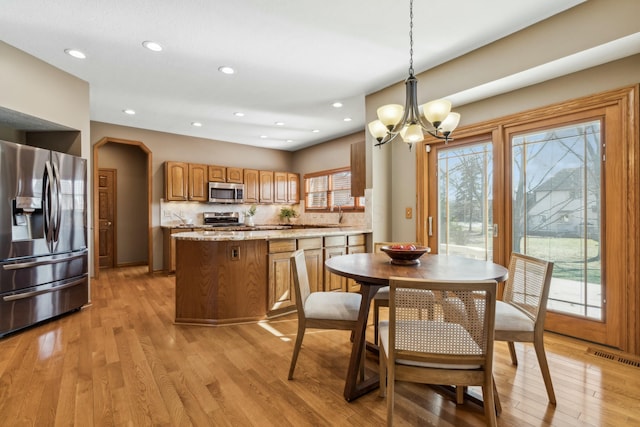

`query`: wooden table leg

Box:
[343,282,382,401]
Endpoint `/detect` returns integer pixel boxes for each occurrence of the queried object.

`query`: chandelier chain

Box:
[409,0,414,76]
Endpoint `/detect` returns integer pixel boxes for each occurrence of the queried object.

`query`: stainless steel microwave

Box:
[208,182,244,204]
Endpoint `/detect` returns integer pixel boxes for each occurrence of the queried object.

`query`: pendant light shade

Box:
[377,104,404,128]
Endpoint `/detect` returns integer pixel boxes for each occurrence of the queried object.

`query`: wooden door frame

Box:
[93,137,153,278]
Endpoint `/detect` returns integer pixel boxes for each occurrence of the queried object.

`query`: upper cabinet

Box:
[259,170,274,203]
[208,165,226,182]
[188,163,208,201]
[165,161,189,201]
[164,161,207,201]
[209,165,244,184]
[275,171,299,204]
[165,161,297,205]
[244,169,259,204]
[350,140,365,197]
[287,172,299,204]
[226,167,243,183]
[274,172,288,204]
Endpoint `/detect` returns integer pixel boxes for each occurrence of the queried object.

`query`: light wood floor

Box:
[1,266,639,426]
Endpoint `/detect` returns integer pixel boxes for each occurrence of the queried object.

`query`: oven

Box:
[203,211,241,227]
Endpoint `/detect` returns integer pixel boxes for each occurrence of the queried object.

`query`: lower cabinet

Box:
[346,234,366,292]
[175,239,268,324]
[265,233,369,317]
[298,238,323,293]
[163,227,192,274]
[268,239,297,316]
[324,235,347,292]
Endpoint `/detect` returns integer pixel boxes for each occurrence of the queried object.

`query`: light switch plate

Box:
[405,207,412,219]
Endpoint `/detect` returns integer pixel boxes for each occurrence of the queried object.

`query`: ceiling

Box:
[1,0,591,151]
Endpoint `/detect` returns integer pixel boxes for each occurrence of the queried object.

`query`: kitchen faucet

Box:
[332,204,343,224]
[173,212,189,225]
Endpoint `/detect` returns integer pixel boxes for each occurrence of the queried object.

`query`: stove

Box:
[203,211,241,227]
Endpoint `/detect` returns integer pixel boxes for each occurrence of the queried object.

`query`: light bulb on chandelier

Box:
[368,0,461,150]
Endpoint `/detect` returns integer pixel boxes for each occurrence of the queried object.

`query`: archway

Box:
[93,137,152,278]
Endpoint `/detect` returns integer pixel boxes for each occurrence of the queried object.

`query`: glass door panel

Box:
[511,120,602,320]
[437,142,493,261]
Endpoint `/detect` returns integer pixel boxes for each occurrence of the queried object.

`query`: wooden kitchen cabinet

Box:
[164,161,207,201]
[164,161,189,201]
[267,239,297,316]
[163,227,192,273]
[226,167,243,183]
[243,169,259,203]
[346,234,367,292]
[188,163,208,201]
[259,170,274,203]
[324,235,347,292]
[274,172,288,204]
[208,165,226,182]
[275,171,299,204]
[350,140,366,197]
[209,165,244,183]
[175,239,268,324]
[287,173,299,203]
[298,237,323,293]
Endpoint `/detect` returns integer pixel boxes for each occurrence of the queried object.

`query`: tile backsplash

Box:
[160,195,370,228]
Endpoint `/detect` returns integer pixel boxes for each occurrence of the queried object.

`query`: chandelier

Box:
[368,0,460,149]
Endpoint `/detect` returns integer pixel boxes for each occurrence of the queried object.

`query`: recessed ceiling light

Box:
[142,41,163,52]
[218,66,235,75]
[275,122,285,126]
[332,102,343,108]
[234,112,245,117]
[123,109,136,115]
[311,129,320,133]
[260,135,268,139]
[64,49,86,59]
[343,117,352,122]
[286,139,294,143]
[191,122,202,127]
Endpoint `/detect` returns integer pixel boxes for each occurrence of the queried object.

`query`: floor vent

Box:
[587,347,640,368]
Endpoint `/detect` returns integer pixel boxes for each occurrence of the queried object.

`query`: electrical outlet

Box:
[405,207,412,219]
[163,209,171,218]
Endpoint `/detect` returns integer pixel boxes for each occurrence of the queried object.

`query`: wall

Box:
[98,142,148,265]
[365,0,640,243]
[90,121,294,271]
[0,41,92,272]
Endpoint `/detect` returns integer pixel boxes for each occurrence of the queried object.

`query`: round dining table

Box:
[324,252,509,402]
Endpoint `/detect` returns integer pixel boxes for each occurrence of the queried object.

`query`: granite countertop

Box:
[163,223,356,231]
[171,226,371,241]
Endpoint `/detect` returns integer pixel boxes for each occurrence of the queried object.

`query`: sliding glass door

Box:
[511,121,603,320]
[421,91,633,348]
[436,142,494,261]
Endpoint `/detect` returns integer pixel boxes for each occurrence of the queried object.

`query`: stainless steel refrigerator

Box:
[0,139,88,337]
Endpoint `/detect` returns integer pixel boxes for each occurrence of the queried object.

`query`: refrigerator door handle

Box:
[2,277,86,302]
[52,161,62,243]
[2,251,86,270]
[43,161,55,246]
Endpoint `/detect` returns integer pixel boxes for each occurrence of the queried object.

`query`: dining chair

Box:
[440,253,556,405]
[372,242,433,345]
[288,249,362,380]
[495,253,556,404]
[379,277,499,427]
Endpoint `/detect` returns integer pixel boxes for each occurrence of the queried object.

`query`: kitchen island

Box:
[172,227,371,325]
